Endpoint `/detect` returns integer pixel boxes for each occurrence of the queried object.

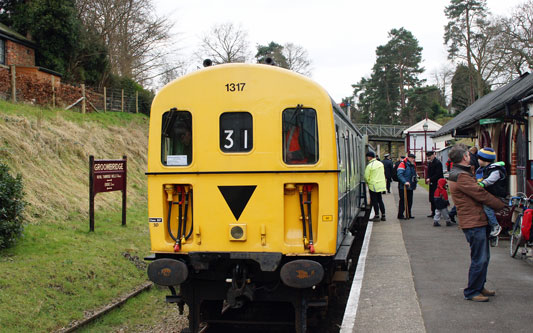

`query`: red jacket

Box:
[434,178,449,209]
[434,178,449,201]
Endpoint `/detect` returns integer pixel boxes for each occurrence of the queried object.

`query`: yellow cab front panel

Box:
[147,64,339,255]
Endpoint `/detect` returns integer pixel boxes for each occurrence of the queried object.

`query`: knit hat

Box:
[366,151,376,158]
[477,147,496,162]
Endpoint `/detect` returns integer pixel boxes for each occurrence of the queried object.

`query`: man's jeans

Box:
[463,226,490,299]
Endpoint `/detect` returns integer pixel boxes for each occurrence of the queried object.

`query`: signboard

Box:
[93,161,126,193]
[89,156,127,231]
[479,118,503,125]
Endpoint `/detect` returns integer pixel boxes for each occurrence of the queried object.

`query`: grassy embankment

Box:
[0,100,179,332]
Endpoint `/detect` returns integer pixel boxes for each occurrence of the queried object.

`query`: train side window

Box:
[161,110,192,166]
[353,136,358,176]
[347,132,352,178]
[220,112,253,152]
[282,107,318,164]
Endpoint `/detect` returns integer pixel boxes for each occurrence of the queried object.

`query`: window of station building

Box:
[220,112,253,152]
[161,109,192,166]
[282,107,318,164]
[0,39,5,65]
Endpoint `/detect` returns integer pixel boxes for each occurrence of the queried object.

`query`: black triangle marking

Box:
[218,186,257,221]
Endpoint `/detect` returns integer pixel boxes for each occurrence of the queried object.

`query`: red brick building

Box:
[0,22,36,67]
[1,22,61,83]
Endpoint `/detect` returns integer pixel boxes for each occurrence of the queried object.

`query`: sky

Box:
[154,0,524,102]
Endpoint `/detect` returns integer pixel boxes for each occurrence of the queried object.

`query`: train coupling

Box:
[226,264,255,309]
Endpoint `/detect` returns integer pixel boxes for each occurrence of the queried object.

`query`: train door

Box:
[343,130,350,231]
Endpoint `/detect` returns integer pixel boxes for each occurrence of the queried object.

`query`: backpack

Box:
[521,209,533,242]
[392,161,400,182]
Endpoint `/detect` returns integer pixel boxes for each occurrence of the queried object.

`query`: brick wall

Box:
[0,66,103,111]
[0,66,9,99]
[5,40,35,66]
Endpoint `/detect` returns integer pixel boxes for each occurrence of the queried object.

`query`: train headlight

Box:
[229,224,247,241]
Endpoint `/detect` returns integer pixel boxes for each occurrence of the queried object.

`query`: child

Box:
[433,178,453,226]
[475,147,506,237]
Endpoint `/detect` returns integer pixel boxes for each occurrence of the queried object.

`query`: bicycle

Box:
[508,195,533,258]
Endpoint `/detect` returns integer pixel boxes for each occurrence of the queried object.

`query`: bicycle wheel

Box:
[510,214,523,258]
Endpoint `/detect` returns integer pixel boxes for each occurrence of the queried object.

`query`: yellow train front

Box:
[146,63,368,332]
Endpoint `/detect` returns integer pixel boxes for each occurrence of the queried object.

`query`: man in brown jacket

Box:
[448,143,505,302]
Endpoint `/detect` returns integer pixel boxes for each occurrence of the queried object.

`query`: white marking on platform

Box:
[340,220,373,333]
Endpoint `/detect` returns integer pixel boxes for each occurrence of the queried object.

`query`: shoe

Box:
[427,214,435,218]
[433,222,441,227]
[490,225,502,237]
[467,294,489,302]
[446,221,453,226]
[409,216,415,219]
[397,215,405,220]
[372,216,380,222]
[381,215,386,221]
[481,288,495,297]
[450,215,456,223]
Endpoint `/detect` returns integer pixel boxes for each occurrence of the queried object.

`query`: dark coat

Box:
[448,164,505,229]
[427,158,444,187]
[382,158,393,179]
[397,158,417,190]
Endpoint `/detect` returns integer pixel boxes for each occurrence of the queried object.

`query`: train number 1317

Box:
[225,82,246,92]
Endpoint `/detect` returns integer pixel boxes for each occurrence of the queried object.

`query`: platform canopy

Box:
[432,72,533,140]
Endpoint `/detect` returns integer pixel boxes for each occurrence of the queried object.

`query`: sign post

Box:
[89,155,127,231]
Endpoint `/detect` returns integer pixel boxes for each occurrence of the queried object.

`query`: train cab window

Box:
[161,110,192,166]
[282,107,318,164]
[220,112,253,152]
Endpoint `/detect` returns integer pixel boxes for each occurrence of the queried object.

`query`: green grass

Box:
[0,100,177,332]
[418,181,429,191]
[78,286,179,333]
[0,205,155,332]
[0,99,149,128]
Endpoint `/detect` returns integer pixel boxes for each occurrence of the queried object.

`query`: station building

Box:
[432,73,533,196]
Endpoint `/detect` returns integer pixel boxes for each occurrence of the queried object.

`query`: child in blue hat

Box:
[475,147,507,237]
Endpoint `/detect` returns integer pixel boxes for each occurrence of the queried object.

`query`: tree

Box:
[256,41,288,67]
[352,28,424,124]
[494,0,533,79]
[76,0,173,84]
[196,22,251,64]
[283,43,312,76]
[255,41,312,76]
[431,64,455,108]
[444,0,490,105]
[404,86,447,124]
[450,63,489,114]
[377,28,424,111]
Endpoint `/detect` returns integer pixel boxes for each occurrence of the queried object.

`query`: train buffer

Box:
[341,186,533,332]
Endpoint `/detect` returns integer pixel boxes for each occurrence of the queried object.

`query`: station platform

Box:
[341,185,533,332]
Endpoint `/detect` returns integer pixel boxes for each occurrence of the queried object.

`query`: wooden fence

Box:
[0,65,142,114]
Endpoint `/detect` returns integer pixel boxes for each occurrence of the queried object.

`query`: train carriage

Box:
[146,63,369,332]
